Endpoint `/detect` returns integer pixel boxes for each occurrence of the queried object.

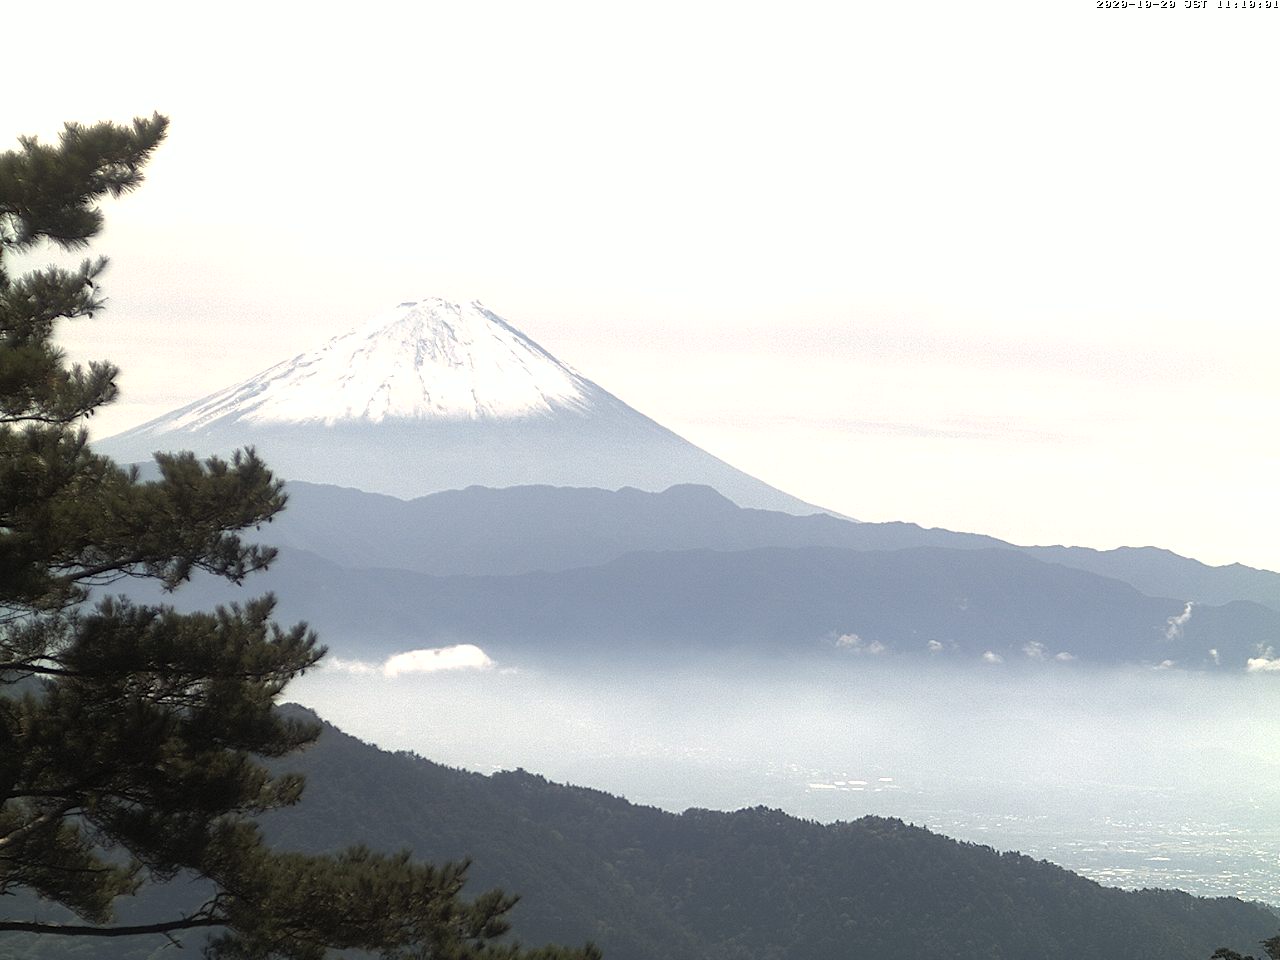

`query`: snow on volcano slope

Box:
[145,300,597,430]
[99,299,824,514]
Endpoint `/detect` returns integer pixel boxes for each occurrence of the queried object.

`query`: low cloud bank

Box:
[1246,645,1280,673]
[326,644,495,677]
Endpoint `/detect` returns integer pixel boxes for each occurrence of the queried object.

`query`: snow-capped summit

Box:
[147,299,596,431]
[100,299,823,514]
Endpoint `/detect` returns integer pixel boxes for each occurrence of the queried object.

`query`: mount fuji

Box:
[100,298,822,513]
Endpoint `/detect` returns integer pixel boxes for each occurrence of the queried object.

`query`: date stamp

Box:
[1097,0,1278,7]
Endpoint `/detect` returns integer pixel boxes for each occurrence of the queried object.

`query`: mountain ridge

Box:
[266,481,1280,610]
[127,538,1280,672]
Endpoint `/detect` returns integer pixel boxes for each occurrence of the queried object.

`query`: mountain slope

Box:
[13,711,1272,960]
[261,713,1280,960]
[97,299,821,514]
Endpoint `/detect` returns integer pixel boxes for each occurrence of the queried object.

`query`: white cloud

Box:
[322,645,495,677]
[1165,602,1194,641]
[927,639,944,653]
[1209,648,1221,666]
[982,651,1004,664]
[384,645,494,676]
[836,633,885,655]
[1022,641,1047,661]
[1155,659,1176,670]
[1246,645,1280,673]
[1054,651,1076,662]
[324,656,379,675]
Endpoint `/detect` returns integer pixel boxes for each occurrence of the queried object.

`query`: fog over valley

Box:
[290,656,1280,907]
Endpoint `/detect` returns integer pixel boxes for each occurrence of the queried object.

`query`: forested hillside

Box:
[6,709,1275,960]
[261,714,1277,960]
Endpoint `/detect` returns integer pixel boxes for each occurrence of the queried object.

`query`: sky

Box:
[7,0,1279,571]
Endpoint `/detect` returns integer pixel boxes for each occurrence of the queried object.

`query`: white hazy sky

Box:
[8,1,1279,571]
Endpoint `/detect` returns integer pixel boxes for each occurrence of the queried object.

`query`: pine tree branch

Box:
[0,800,81,850]
[0,913,225,937]
[0,411,95,426]
[0,660,75,677]
[54,555,148,585]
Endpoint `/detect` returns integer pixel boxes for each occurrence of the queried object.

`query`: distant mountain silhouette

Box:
[254,481,1274,616]
[130,539,1280,672]
[264,481,1278,612]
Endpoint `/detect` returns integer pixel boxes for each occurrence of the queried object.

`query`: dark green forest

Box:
[269,713,1280,960]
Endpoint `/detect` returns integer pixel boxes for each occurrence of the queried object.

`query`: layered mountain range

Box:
[117,480,1279,672]
[99,296,1278,671]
